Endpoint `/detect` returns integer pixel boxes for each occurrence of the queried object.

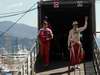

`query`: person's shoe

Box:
[75,65,80,70]
[70,66,75,71]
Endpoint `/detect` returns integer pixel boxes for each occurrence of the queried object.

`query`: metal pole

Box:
[30,53,32,75]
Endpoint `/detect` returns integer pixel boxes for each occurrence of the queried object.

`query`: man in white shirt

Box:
[68,16,88,68]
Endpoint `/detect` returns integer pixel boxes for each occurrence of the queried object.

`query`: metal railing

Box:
[93,34,100,75]
[0,38,39,75]
[20,38,39,75]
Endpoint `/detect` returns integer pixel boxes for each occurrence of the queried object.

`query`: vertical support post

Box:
[68,61,70,75]
[30,52,32,75]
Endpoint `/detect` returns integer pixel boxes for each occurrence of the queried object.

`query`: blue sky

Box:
[96,1,100,32]
[0,0,100,30]
[0,0,39,27]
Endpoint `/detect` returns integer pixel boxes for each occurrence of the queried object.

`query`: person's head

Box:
[72,21,78,30]
[42,20,48,28]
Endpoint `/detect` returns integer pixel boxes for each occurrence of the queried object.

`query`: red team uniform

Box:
[70,41,84,65]
[39,28,52,65]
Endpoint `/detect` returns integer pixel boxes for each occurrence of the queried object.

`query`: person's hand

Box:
[85,16,88,21]
[46,38,50,40]
[68,46,70,50]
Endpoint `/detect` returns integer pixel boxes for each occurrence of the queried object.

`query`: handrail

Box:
[92,34,100,75]
[20,38,39,75]
[0,38,39,75]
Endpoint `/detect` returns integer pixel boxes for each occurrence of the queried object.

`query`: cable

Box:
[0,1,37,15]
[0,2,37,18]
[0,7,37,18]
[0,5,37,37]
[0,10,30,16]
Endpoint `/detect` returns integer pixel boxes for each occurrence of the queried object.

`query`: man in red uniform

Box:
[38,20,53,66]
